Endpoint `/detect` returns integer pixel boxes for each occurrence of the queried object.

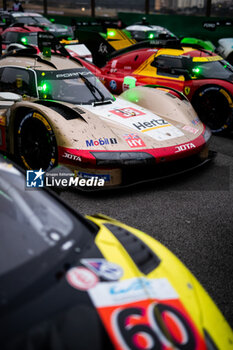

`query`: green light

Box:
[38,83,48,92]
[123,76,136,89]
[148,33,154,39]
[67,37,72,41]
[21,37,28,44]
[192,67,201,74]
[50,18,55,22]
[43,47,51,58]
[42,83,48,91]
[108,30,116,37]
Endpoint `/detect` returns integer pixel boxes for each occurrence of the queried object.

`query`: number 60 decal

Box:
[112,303,197,350]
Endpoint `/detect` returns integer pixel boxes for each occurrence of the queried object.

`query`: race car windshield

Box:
[189,59,233,81]
[14,16,38,25]
[3,32,38,45]
[36,69,114,104]
[33,16,52,25]
[0,167,74,275]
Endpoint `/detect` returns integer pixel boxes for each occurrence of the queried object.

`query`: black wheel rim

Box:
[194,90,231,132]
[18,115,56,170]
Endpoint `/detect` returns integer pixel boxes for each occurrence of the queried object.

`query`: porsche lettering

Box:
[56,72,80,78]
[175,143,196,153]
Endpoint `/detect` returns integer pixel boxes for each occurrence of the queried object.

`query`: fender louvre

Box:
[104,224,160,275]
[35,101,86,121]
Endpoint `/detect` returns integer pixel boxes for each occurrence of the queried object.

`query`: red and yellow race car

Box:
[77,33,233,133]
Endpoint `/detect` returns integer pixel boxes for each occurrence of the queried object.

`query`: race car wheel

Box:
[17,111,57,170]
[192,86,233,133]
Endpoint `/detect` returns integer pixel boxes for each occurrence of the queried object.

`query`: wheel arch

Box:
[8,106,35,154]
[191,83,233,133]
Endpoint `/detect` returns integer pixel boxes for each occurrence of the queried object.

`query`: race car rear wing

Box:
[0,32,84,68]
[76,29,183,66]
[75,29,115,67]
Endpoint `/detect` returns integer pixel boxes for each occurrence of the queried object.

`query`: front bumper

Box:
[59,147,215,190]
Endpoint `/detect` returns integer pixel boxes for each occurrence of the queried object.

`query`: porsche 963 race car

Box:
[0,46,212,188]
[0,155,232,349]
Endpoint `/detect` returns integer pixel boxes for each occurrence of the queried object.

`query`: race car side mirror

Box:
[171,68,190,80]
[0,92,22,102]
[152,57,165,68]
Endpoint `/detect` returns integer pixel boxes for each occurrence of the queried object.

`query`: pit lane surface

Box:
[61,134,233,327]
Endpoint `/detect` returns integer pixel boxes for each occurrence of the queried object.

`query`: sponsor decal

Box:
[109,80,117,90]
[175,143,196,153]
[123,133,146,148]
[193,55,222,62]
[182,125,199,134]
[66,267,99,291]
[111,60,117,68]
[77,171,110,183]
[132,118,170,132]
[191,117,200,126]
[98,42,108,54]
[62,152,82,162]
[16,77,23,88]
[81,259,123,281]
[89,278,178,306]
[184,86,190,95]
[86,138,117,147]
[88,278,206,349]
[26,169,45,188]
[110,107,146,119]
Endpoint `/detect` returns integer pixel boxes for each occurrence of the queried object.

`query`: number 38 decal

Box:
[112,303,198,350]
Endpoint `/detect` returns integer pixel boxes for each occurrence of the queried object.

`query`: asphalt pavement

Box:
[61,133,233,327]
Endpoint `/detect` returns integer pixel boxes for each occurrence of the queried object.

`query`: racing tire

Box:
[192,85,233,133]
[16,110,57,170]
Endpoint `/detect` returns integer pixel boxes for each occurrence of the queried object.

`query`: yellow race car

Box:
[0,155,232,349]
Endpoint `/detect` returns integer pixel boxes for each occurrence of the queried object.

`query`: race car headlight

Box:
[203,329,218,350]
[203,126,212,142]
[91,152,155,167]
